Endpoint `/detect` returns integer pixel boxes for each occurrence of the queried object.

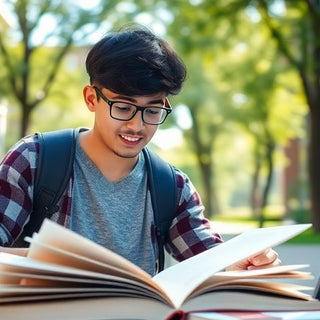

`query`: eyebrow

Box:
[111,94,165,106]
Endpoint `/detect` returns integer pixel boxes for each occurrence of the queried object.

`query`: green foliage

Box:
[286,229,320,244]
[29,46,91,133]
[1,0,317,227]
[154,0,308,218]
[0,0,139,137]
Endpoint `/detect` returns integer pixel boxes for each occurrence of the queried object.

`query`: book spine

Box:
[166,310,187,320]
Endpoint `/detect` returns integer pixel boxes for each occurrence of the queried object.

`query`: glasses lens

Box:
[111,103,136,120]
[143,107,167,124]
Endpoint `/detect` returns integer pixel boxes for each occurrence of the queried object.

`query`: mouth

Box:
[120,134,142,145]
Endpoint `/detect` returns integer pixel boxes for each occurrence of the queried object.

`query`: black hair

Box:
[85,25,187,96]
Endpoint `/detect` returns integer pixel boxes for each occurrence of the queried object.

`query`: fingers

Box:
[226,248,281,271]
[226,260,251,271]
[248,248,281,270]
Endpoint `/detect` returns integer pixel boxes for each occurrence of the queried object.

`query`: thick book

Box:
[0,220,319,320]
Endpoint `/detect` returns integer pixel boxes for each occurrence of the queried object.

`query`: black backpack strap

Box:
[142,148,177,273]
[15,128,81,246]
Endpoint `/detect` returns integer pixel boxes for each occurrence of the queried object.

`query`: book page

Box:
[28,220,149,280]
[0,269,165,302]
[26,235,159,287]
[25,220,171,302]
[153,223,312,308]
[189,264,313,298]
[0,252,170,303]
[190,279,313,301]
[0,252,147,286]
[213,264,312,279]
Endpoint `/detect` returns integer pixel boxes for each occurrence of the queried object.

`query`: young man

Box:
[0,26,279,275]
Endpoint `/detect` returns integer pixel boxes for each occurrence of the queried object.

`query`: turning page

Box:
[153,223,312,308]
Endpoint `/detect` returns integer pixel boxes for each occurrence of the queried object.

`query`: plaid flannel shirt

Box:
[0,134,223,261]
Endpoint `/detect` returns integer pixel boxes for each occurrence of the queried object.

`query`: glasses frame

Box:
[93,86,172,125]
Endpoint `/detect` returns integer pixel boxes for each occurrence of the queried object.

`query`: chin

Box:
[114,150,140,159]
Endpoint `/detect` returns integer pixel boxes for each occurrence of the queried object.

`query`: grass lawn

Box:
[212,206,320,244]
[285,229,320,244]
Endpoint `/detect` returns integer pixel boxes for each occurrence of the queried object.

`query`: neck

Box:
[79,130,138,182]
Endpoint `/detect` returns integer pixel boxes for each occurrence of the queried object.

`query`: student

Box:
[0,25,279,275]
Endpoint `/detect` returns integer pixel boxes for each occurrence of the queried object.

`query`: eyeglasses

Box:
[93,86,172,125]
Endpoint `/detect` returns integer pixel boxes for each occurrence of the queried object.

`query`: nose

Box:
[126,110,144,131]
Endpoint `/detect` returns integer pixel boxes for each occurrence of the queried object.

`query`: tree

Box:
[254,0,320,231]
[160,1,248,217]
[0,0,119,137]
[179,55,226,216]
[225,43,306,227]
[148,0,308,222]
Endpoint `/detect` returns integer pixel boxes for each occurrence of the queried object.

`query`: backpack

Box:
[16,128,177,272]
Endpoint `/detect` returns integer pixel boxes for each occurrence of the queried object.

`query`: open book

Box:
[0,220,319,320]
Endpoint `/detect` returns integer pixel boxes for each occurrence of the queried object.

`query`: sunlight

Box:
[175,104,193,130]
[0,0,15,27]
[73,0,101,9]
[153,128,183,150]
[134,13,166,36]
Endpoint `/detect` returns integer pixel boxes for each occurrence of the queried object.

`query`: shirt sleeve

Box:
[0,135,38,246]
[165,168,223,262]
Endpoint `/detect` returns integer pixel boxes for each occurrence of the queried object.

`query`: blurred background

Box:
[0,0,319,242]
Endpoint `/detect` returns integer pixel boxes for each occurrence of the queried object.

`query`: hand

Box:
[0,246,29,257]
[227,248,281,271]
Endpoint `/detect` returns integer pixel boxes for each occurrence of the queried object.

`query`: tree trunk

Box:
[188,107,220,218]
[20,105,31,137]
[199,160,220,218]
[199,161,212,217]
[308,108,320,233]
[250,144,262,218]
[258,136,275,228]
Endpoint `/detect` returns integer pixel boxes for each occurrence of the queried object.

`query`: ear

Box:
[83,85,97,112]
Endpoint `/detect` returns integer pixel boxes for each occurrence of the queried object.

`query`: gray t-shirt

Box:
[69,140,157,275]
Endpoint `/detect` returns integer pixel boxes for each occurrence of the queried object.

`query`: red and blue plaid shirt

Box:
[0,134,223,261]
